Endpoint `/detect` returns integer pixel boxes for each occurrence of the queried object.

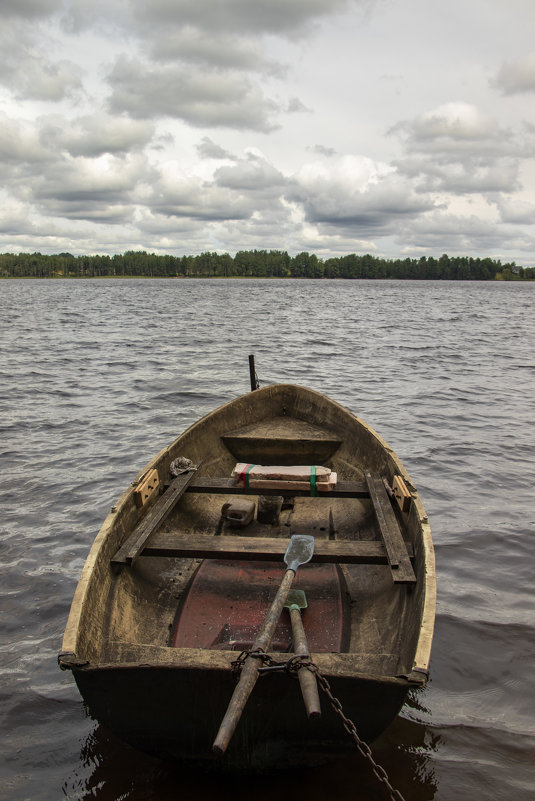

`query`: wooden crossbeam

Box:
[184,477,369,498]
[111,471,417,586]
[111,469,199,571]
[365,472,416,584]
[133,532,414,565]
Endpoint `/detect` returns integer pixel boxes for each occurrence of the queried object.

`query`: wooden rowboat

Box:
[59,383,435,772]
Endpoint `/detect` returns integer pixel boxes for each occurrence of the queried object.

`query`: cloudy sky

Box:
[1,0,535,263]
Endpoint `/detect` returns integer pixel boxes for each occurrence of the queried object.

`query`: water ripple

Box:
[1,278,534,800]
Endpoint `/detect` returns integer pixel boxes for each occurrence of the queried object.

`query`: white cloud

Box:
[294,154,391,192]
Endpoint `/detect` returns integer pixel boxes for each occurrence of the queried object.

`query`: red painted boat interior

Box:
[171,560,349,653]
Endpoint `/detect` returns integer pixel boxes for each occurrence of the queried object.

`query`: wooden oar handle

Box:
[213,569,295,755]
[289,607,321,719]
[212,653,259,756]
[254,569,295,651]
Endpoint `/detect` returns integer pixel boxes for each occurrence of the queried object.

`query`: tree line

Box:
[1,249,533,280]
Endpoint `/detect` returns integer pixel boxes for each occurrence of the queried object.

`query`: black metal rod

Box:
[248,354,259,391]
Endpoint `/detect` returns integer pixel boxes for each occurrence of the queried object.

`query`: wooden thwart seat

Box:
[111,470,416,584]
[221,417,342,463]
[185,476,369,497]
[116,532,414,566]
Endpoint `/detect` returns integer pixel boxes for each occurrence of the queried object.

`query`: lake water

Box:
[1,278,534,801]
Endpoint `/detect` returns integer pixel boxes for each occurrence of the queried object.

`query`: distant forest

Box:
[1,250,534,280]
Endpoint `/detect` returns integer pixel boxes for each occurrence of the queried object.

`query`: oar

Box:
[284,590,321,720]
[212,534,315,755]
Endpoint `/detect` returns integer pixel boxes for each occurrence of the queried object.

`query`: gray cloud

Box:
[392,102,532,195]
[392,102,508,156]
[150,29,286,76]
[494,53,535,95]
[298,183,433,235]
[286,97,311,113]
[398,157,521,195]
[131,0,353,36]
[0,113,51,167]
[40,200,135,224]
[399,211,535,257]
[214,154,286,192]
[135,208,208,237]
[494,196,535,225]
[149,174,254,221]
[310,144,337,157]
[11,57,83,102]
[39,114,155,157]
[0,200,40,235]
[31,152,157,222]
[0,24,83,102]
[107,55,280,130]
[1,0,61,19]
[288,156,434,236]
[196,137,235,160]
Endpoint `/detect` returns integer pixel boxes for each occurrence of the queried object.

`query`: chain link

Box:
[232,650,406,801]
[231,649,306,678]
[304,662,406,801]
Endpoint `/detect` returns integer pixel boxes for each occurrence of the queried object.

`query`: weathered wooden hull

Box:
[60,383,435,771]
[74,663,409,771]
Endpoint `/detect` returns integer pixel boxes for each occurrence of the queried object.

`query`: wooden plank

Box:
[134,468,160,508]
[365,472,416,584]
[139,532,414,565]
[111,469,200,570]
[185,477,369,498]
[392,475,412,514]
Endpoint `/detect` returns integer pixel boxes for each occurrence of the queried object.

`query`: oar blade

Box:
[284,534,314,572]
[285,589,308,610]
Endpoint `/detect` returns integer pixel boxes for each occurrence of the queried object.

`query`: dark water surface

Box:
[1,279,534,801]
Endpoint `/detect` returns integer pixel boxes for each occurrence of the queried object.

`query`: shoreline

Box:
[2,275,534,282]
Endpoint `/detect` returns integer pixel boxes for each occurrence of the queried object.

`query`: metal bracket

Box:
[58,651,89,670]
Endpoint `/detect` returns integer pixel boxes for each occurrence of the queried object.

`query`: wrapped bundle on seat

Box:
[232,463,337,493]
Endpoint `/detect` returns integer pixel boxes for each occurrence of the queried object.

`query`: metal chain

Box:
[231,651,406,801]
[300,660,407,801]
[230,649,305,679]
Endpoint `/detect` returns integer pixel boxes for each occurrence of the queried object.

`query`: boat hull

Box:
[60,383,435,770]
[74,663,409,772]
